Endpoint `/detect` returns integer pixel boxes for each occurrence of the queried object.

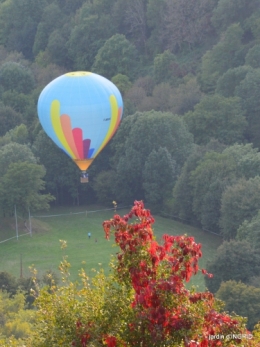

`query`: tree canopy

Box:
[0,161,54,215]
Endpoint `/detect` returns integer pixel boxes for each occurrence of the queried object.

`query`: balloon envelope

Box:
[37,71,123,172]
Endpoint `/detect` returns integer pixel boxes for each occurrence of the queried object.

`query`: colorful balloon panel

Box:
[37,71,123,171]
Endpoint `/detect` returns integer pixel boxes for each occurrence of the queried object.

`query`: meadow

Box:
[0,205,222,290]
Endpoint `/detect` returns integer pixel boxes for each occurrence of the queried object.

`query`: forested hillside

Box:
[0,0,260,237]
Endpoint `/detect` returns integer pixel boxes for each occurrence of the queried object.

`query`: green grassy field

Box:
[0,205,222,290]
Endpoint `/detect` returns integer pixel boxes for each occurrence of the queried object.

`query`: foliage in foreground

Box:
[0,291,36,340]
[3,202,260,346]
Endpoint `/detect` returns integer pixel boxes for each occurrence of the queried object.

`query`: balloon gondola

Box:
[37,71,123,182]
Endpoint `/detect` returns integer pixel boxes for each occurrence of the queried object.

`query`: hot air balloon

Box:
[37,71,123,183]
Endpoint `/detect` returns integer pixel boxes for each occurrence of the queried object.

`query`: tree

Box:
[119,0,148,53]
[1,90,36,125]
[146,0,216,54]
[110,112,141,162]
[184,94,247,145]
[0,271,37,309]
[235,68,260,148]
[200,144,260,229]
[0,142,36,177]
[220,177,260,240]
[205,240,260,293]
[55,0,84,15]
[124,85,147,112]
[236,210,260,250]
[245,44,260,69]
[0,1,10,45]
[211,0,260,33]
[92,34,138,79]
[127,111,193,170]
[0,161,54,215]
[224,143,260,180]
[32,62,65,87]
[190,151,236,230]
[0,272,17,296]
[148,82,173,112]
[122,77,154,114]
[153,50,179,84]
[111,74,132,96]
[142,147,176,209]
[67,2,116,71]
[137,95,158,112]
[114,150,145,203]
[190,143,260,232]
[173,146,204,223]
[173,140,226,223]
[174,142,260,232]
[33,3,65,57]
[28,202,258,346]
[170,78,202,115]
[133,76,155,96]
[200,179,228,233]
[93,170,117,205]
[158,0,215,51]
[216,281,260,330]
[46,23,72,68]
[246,10,260,41]
[0,104,22,136]
[113,111,193,203]
[0,62,34,94]
[0,0,47,59]
[215,66,253,98]
[146,0,167,54]
[0,124,29,146]
[199,23,244,93]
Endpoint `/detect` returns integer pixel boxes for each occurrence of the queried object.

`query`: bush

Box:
[29,202,259,346]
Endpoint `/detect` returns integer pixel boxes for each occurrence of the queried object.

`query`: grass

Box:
[0,204,222,290]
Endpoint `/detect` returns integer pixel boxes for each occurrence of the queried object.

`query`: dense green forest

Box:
[1,0,260,339]
[0,0,260,233]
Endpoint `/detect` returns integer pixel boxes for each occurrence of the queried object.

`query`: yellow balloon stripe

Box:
[95,95,118,157]
[65,71,92,77]
[51,100,76,159]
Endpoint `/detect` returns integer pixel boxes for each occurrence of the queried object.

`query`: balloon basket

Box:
[80,171,88,183]
[80,177,89,183]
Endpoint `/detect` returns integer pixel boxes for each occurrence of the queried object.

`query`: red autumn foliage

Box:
[104,336,117,347]
[74,201,256,346]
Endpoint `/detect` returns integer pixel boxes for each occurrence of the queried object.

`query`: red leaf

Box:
[104,335,117,347]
